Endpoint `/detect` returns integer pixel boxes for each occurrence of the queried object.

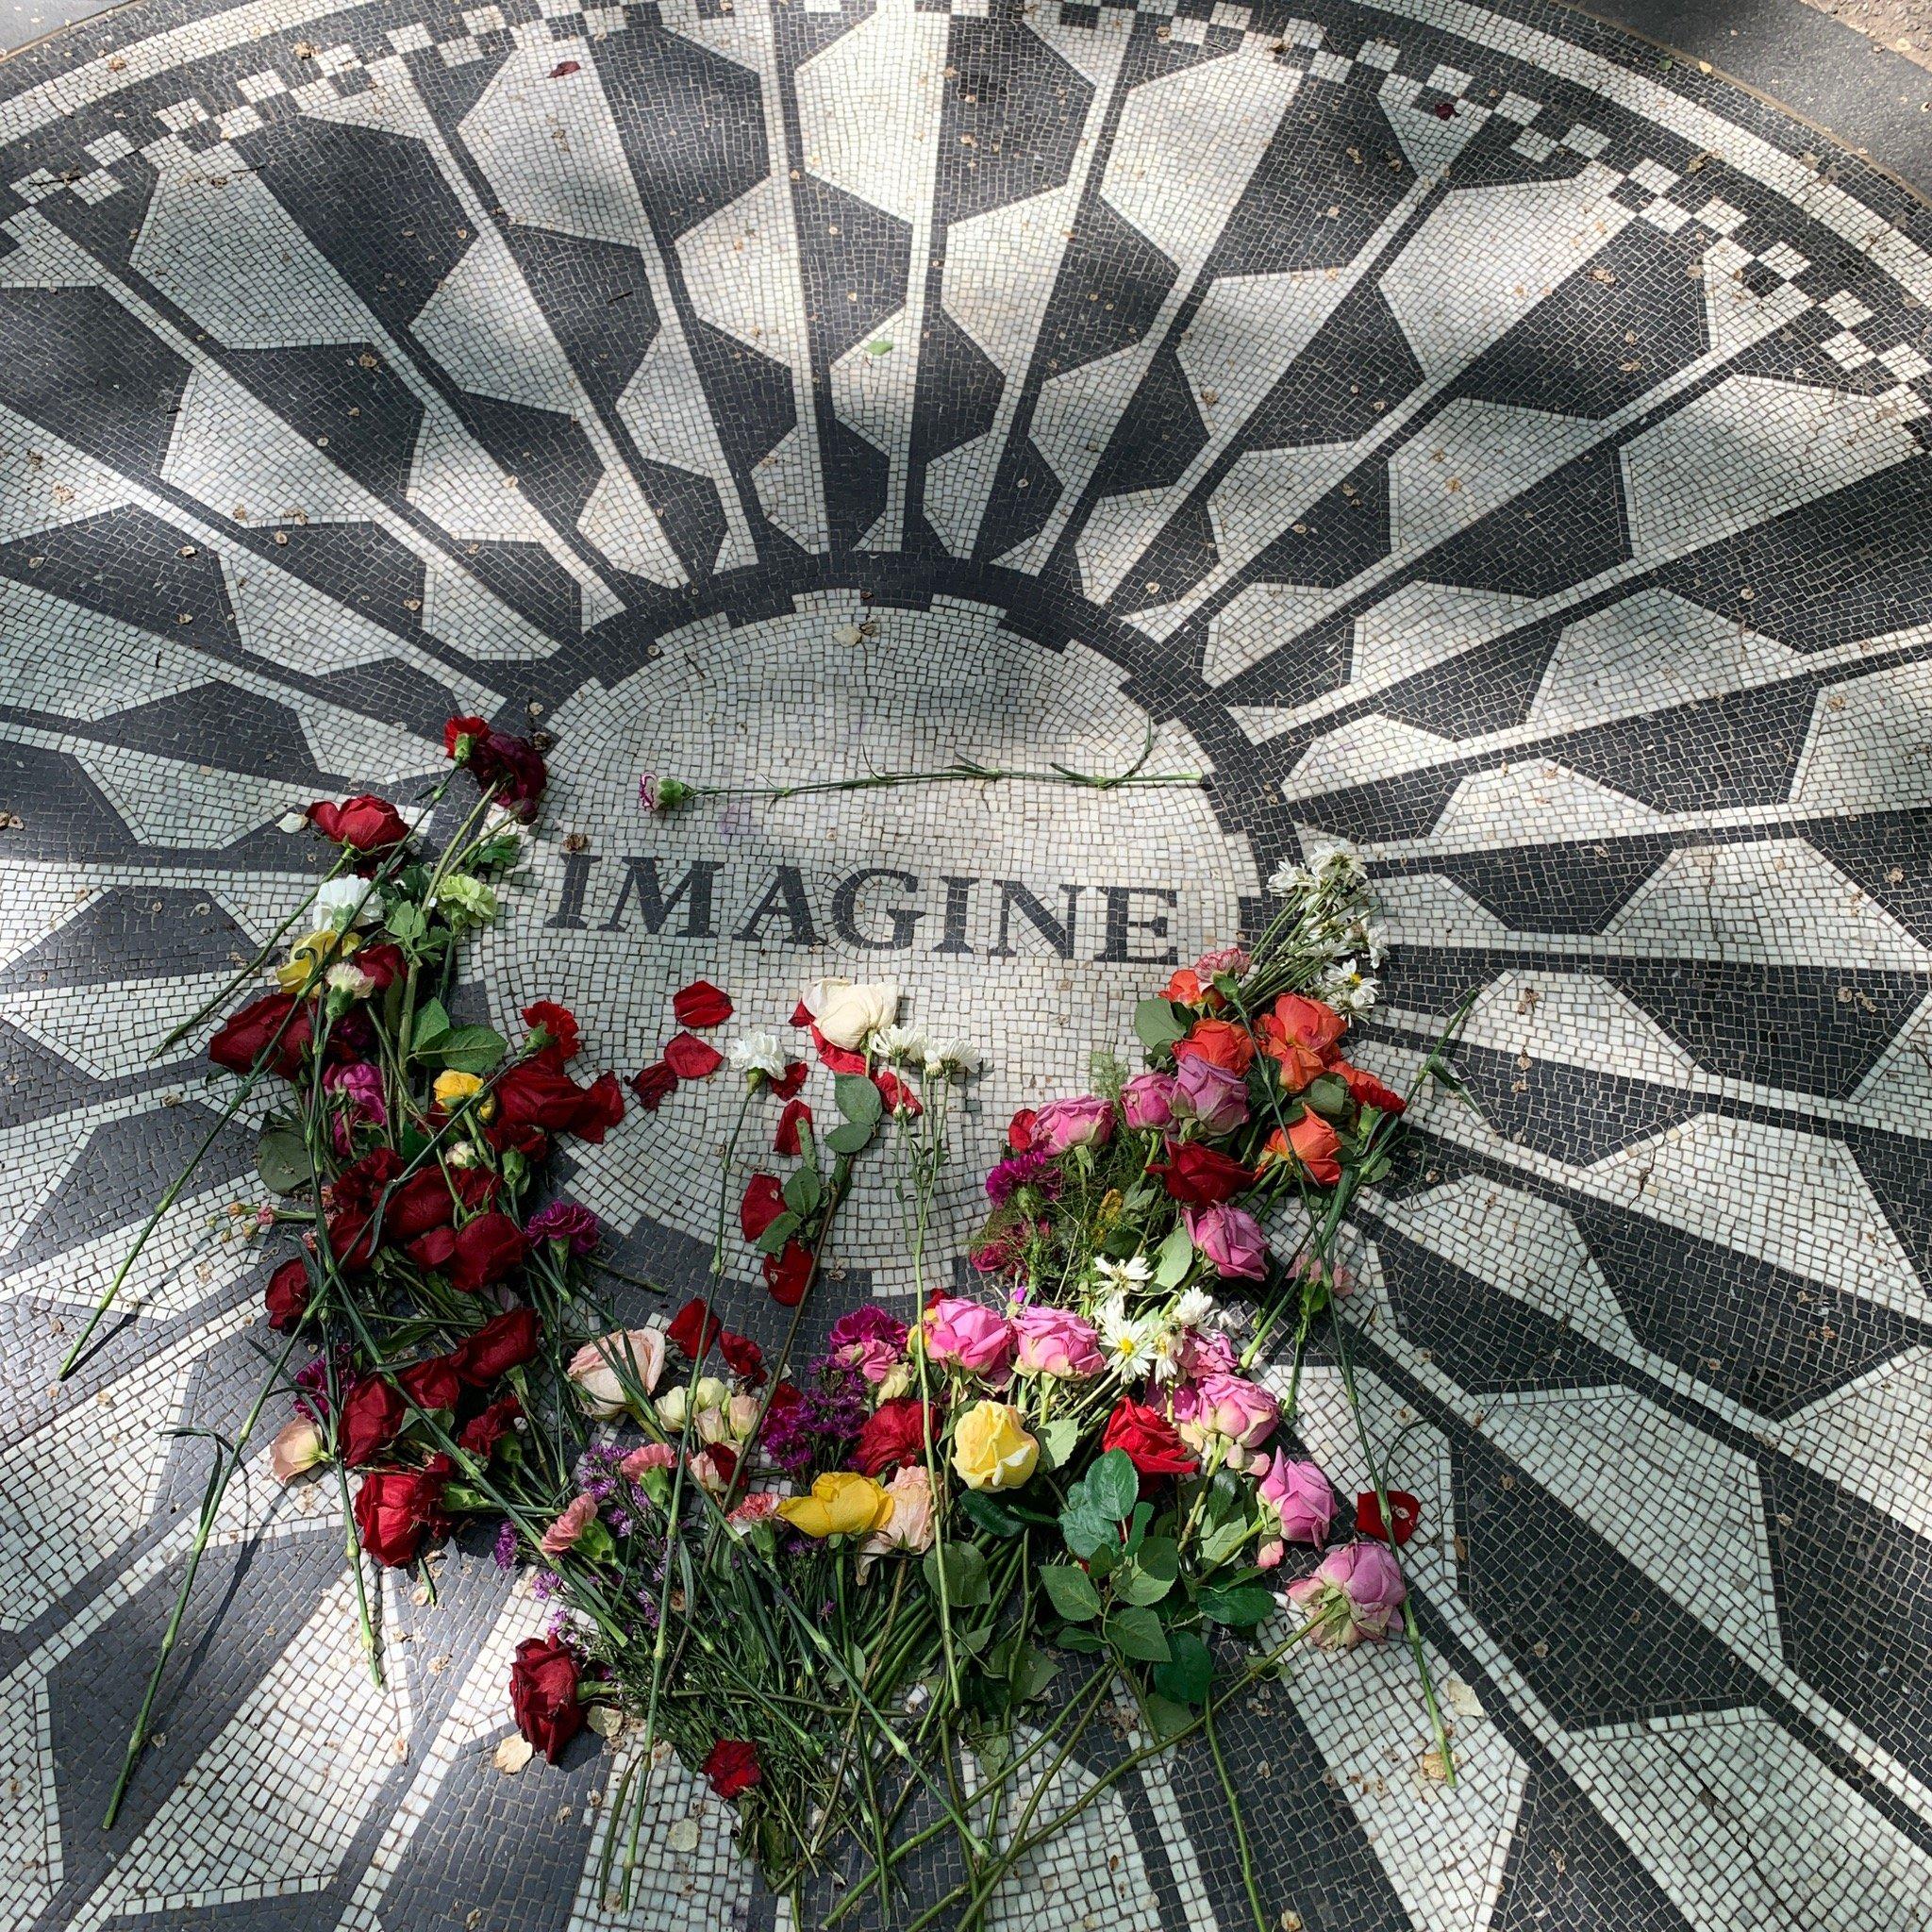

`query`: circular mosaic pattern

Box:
[1,0,1930,1926]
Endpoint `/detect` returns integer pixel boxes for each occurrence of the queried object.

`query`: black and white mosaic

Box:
[2,0,1931,1924]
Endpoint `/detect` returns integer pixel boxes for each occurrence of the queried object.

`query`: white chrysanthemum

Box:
[1267,861,1314,897]
[874,1023,930,1064]
[924,1037,983,1078]
[1173,1286,1217,1331]
[312,875,380,929]
[1093,1253,1154,1292]
[727,1030,788,1079]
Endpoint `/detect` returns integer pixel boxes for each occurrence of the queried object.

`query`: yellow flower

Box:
[951,1400,1039,1492]
[776,1473,894,1539]
[276,927,360,991]
[433,1069,491,1116]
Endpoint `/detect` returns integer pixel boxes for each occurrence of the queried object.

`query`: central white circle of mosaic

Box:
[477,594,1257,1290]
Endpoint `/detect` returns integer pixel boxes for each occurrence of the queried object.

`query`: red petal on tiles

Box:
[810,1025,868,1075]
[762,1239,814,1307]
[629,1062,677,1110]
[774,1099,812,1157]
[739,1173,786,1242]
[789,1002,814,1028]
[663,1032,724,1079]
[772,1060,808,1100]
[1355,1489,1421,1545]
[673,979,734,1028]
[550,59,580,76]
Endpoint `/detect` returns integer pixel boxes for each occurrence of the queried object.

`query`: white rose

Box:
[568,1328,666,1420]
[807,978,900,1051]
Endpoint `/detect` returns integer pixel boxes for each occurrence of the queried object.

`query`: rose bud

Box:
[270,1414,327,1485]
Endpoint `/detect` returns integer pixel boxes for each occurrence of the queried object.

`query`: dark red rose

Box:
[388,1168,459,1242]
[339,1376,407,1467]
[718,1329,764,1387]
[701,1737,760,1798]
[458,1391,522,1458]
[209,991,312,1080]
[762,1240,813,1307]
[772,1060,808,1101]
[355,941,407,991]
[774,1098,812,1157]
[673,978,734,1029]
[355,1457,453,1567]
[1101,1398,1198,1497]
[809,1025,868,1075]
[873,1069,922,1118]
[264,1258,311,1332]
[662,1032,724,1079]
[629,1061,677,1110]
[522,1000,580,1064]
[332,1146,403,1213]
[438,1211,528,1293]
[407,1225,457,1273]
[1006,1108,1037,1153]
[667,1297,722,1361]
[398,1357,463,1414]
[308,793,409,854]
[494,1062,625,1143]
[1356,1489,1421,1545]
[1151,1141,1253,1208]
[848,1397,935,1477]
[444,715,490,759]
[509,1635,584,1762]
[325,1208,378,1274]
[449,1307,541,1387]
[1333,1058,1407,1118]
[739,1174,787,1243]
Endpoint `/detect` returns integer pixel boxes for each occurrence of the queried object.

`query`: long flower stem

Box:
[1204,1690,1268,1932]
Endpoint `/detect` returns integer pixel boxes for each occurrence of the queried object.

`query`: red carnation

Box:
[308,793,409,854]
[701,1737,761,1799]
[1356,1489,1421,1545]
[1150,1141,1253,1208]
[673,979,734,1028]
[448,1307,541,1387]
[1101,1397,1198,1497]
[1334,1058,1407,1117]
[774,1098,812,1157]
[509,1634,584,1763]
[338,1376,407,1467]
[354,1457,453,1567]
[667,1297,722,1361]
[209,991,311,1081]
[848,1397,935,1478]
[739,1174,787,1243]
[1006,1108,1037,1153]
[398,1356,463,1415]
[458,1391,522,1459]
[264,1257,311,1333]
[772,1060,808,1101]
[718,1329,765,1387]
[444,716,548,816]
[494,1062,625,1143]
[630,1061,677,1110]
[662,1032,724,1080]
[522,1000,580,1064]
[444,715,490,759]
[762,1240,813,1307]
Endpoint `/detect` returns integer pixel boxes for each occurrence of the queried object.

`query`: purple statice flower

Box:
[526,1198,603,1256]
[493,1521,518,1570]
[608,1510,634,1538]
[760,1397,815,1474]
[985,1148,1061,1207]
[531,1569,562,1602]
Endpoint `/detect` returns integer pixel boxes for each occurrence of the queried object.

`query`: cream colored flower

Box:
[807,978,899,1051]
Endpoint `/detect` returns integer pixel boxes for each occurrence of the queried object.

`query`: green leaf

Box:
[1059,1503,1114,1562]
[255,1124,313,1195]
[1039,1563,1102,1623]
[1154,1222,1194,1289]
[754,1210,800,1255]
[868,337,894,356]
[1136,1537,1180,1585]
[1087,1448,1140,1523]
[1104,1605,1172,1662]
[1152,1629,1214,1705]
[1133,997,1190,1053]
[824,1119,874,1156]
[1144,1692,1195,1741]
[782,1165,822,1217]
[1009,1641,1058,1703]
[958,1490,1025,1539]
[1054,1625,1106,1653]
[1305,1072,1351,1119]
[1199,1507,1253,1569]
[1198,1583,1275,1629]
[1085,1539,1118,1584]
[923,1541,991,1608]
[410,996,452,1051]
[1113,1559,1173,1607]
[1039,1415,1081,1471]
[834,1074,883,1126]
[432,1024,508,1074]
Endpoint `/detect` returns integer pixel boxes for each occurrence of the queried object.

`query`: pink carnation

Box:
[540,1492,599,1557]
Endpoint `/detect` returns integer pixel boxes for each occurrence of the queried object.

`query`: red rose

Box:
[355,1457,453,1567]
[332,1146,402,1213]
[522,1000,580,1064]
[388,1168,460,1242]
[719,1329,765,1387]
[1285,1111,1341,1188]
[701,1737,761,1799]
[444,714,490,759]
[1356,1489,1421,1545]
[848,1397,935,1477]
[325,1208,378,1273]
[667,1297,721,1361]
[774,1098,812,1157]
[308,793,408,854]
[440,1211,528,1293]
[1334,1058,1406,1117]
[771,1060,808,1101]
[873,1069,922,1118]
[1172,1018,1256,1075]
[355,941,407,991]
[449,1307,540,1387]
[630,1061,677,1110]
[662,1032,724,1079]
[398,1357,463,1414]
[494,1062,625,1143]
[1161,967,1219,1009]
[509,1634,584,1762]
[458,1391,522,1458]
[209,991,311,1080]
[739,1173,787,1243]
[264,1257,311,1332]
[1151,1141,1253,1208]
[673,979,734,1028]
[1006,1108,1037,1153]
[1101,1398,1198,1495]
[1267,993,1348,1058]
[762,1240,813,1307]
[809,1025,868,1076]
[339,1376,407,1467]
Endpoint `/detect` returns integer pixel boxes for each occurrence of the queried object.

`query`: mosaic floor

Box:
[1,0,1931,1925]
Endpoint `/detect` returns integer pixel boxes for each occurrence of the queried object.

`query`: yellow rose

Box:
[776,1473,893,1539]
[433,1069,485,1111]
[276,927,360,991]
[951,1400,1039,1492]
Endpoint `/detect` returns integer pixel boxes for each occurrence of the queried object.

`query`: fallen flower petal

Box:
[673,978,734,1028]
[663,1032,724,1079]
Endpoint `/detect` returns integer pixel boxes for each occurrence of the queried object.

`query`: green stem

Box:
[1204,1690,1268,1932]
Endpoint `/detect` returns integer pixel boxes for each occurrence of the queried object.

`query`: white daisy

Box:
[1097,1293,1163,1384]
[1173,1286,1217,1332]
[1093,1252,1154,1292]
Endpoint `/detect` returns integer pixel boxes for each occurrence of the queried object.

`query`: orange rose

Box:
[1285,1112,1341,1187]
[1161,967,1222,1010]
[1173,1017,1255,1075]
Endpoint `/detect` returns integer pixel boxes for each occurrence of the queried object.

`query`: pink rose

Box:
[922,1296,1014,1381]
[567,1327,666,1419]
[1029,1095,1113,1154]
[1173,1056,1250,1135]
[1257,1454,1336,1546]
[1184,1203,1269,1281]
[1191,1371,1279,1449]
[540,1492,599,1557]
[1012,1306,1104,1379]
[1177,1324,1238,1378]
[1120,1071,1176,1131]
[1286,1541,1407,1647]
[270,1414,327,1484]
[1194,944,1250,978]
